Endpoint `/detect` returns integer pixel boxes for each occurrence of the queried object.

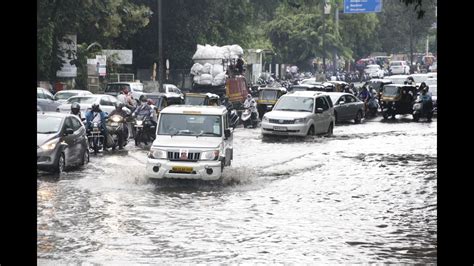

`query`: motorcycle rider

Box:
[108,102,129,150]
[419,88,433,122]
[70,102,82,120]
[85,103,108,151]
[243,94,259,124]
[133,95,157,127]
[418,81,429,94]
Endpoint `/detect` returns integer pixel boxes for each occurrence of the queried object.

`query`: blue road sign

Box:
[344,0,382,13]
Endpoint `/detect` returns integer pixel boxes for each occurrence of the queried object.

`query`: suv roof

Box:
[285,91,326,97]
[161,105,227,115]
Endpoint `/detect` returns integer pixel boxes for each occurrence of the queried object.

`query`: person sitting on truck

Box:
[236,55,245,75]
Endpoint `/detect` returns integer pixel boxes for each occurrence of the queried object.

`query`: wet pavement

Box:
[37,116,437,264]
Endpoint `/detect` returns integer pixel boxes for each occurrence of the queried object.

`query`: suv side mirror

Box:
[224,129,231,138]
[65,128,74,135]
[315,108,324,113]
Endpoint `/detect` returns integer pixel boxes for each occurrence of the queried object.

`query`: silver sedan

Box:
[327,92,365,124]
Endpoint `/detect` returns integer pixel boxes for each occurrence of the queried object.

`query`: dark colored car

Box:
[37,112,89,174]
[327,92,365,123]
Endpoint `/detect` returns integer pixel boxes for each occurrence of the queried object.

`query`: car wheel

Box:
[354,111,362,124]
[326,123,333,137]
[81,149,89,166]
[55,152,66,174]
[307,125,315,136]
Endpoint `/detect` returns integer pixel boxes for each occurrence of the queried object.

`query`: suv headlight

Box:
[41,138,59,151]
[201,150,219,161]
[148,148,167,159]
[294,118,307,124]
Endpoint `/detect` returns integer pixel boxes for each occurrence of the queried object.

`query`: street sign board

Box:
[344,0,382,13]
[96,55,107,76]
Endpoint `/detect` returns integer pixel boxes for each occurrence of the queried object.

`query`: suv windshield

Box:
[383,86,400,97]
[67,96,97,104]
[274,96,314,112]
[37,116,63,134]
[158,114,222,137]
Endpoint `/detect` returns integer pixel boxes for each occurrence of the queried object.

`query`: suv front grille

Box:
[269,119,295,124]
[167,151,200,161]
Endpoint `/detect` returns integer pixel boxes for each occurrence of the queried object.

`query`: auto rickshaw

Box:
[256,86,287,119]
[380,84,417,120]
[184,92,221,106]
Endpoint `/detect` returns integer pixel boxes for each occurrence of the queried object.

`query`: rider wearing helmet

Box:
[70,102,82,120]
[108,101,129,150]
[85,103,108,150]
[109,101,128,118]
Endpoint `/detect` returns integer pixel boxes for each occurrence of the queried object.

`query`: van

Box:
[146,105,238,181]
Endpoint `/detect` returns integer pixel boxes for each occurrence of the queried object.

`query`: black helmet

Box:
[71,102,80,111]
[91,103,100,112]
[139,95,147,102]
[420,82,426,87]
[115,101,124,109]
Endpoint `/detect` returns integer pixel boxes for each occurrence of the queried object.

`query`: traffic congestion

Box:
[37,0,437,263]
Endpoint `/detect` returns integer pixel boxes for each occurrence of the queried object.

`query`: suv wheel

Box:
[307,125,315,136]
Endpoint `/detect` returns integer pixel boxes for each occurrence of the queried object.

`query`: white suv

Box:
[146,105,237,181]
[105,82,144,104]
[389,61,410,75]
[261,91,335,137]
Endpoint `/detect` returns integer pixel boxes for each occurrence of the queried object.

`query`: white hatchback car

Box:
[365,64,384,78]
[389,61,410,75]
[261,91,335,137]
[53,90,93,104]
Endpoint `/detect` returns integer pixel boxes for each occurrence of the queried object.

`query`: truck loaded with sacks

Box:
[190,44,249,109]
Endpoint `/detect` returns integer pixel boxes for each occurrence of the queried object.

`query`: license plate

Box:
[172,166,193,173]
[274,126,287,131]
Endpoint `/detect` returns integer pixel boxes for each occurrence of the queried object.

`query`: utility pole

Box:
[157,0,163,91]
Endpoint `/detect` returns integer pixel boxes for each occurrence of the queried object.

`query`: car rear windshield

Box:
[185,96,206,105]
[274,96,314,112]
[54,92,78,100]
[37,116,63,134]
[106,84,130,93]
[383,86,399,97]
[67,97,97,104]
[390,62,402,66]
[259,90,278,100]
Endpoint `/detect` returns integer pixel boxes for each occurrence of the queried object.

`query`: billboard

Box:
[56,34,77,77]
[344,0,382,14]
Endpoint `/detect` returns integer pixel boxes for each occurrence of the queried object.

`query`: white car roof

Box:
[55,90,92,94]
[160,105,227,115]
[366,64,380,68]
[285,91,326,98]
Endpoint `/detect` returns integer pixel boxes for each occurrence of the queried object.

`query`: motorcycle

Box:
[88,122,105,155]
[412,99,433,122]
[133,114,156,146]
[106,114,129,150]
[241,108,259,128]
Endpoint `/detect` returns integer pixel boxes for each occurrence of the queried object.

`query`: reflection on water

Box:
[38,118,437,264]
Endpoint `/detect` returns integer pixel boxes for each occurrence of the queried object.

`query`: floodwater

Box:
[37,116,437,264]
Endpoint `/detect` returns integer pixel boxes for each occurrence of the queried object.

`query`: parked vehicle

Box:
[289,83,326,93]
[256,86,287,119]
[57,94,127,117]
[261,91,335,137]
[146,105,238,181]
[380,84,417,119]
[53,90,93,104]
[37,112,89,173]
[37,87,61,112]
[327,92,365,123]
[389,61,410,75]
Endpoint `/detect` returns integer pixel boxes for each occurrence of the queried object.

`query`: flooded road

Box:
[37,117,437,264]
